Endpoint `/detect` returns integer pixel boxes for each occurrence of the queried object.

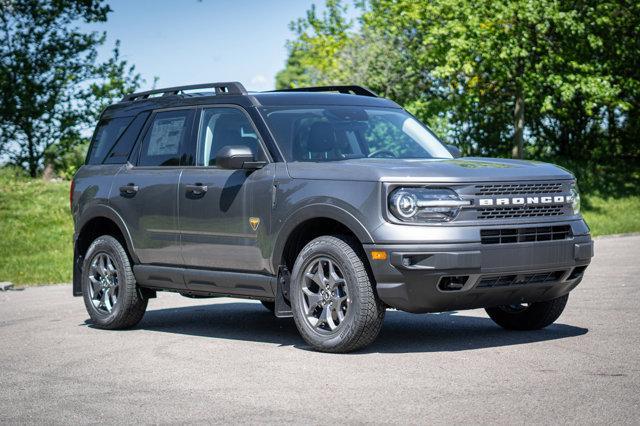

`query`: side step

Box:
[275,266,292,318]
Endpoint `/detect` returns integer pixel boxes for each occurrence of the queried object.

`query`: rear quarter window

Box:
[103,112,150,164]
[86,117,134,165]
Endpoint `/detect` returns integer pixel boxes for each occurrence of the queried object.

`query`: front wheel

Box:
[290,235,385,353]
[485,294,569,331]
[82,235,147,329]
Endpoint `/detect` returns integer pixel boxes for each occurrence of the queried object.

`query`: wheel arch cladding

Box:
[273,204,374,272]
[73,206,138,296]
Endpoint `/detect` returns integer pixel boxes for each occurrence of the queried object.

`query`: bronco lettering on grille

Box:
[478,195,573,207]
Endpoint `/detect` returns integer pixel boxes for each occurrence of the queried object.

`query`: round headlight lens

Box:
[570,184,581,214]
[390,191,419,219]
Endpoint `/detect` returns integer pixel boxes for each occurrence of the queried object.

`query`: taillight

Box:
[70,179,75,212]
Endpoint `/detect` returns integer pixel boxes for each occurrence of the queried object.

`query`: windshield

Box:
[259,106,452,162]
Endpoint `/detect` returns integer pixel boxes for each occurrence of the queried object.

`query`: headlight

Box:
[570,183,580,214]
[388,187,469,222]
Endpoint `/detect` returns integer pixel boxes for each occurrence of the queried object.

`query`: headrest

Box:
[307,122,337,153]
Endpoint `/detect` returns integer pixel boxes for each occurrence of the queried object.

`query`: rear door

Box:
[178,105,275,273]
[110,107,196,267]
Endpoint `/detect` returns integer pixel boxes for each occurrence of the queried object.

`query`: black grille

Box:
[476,270,565,288]
[481,225,572,244]
[475,182,564,196]
[477,205,564,219]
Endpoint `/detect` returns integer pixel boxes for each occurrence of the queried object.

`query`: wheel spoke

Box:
[89,275,101,294]
[106,258,117,275]
[327,261,344,289]
[109,287,118,307]
[324,304,337,330]
[302,287,322,314]
[103,288,113,312]
[97,255,108,276]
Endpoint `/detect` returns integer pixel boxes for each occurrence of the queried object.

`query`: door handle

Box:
[119,183,139,196]
[185,183,208,196]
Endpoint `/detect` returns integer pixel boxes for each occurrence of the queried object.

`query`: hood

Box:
[285,157,574,183]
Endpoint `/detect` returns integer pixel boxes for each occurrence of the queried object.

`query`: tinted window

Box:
[86,117,133,165]
[197,107,265,167]
[103,112,150,164]
[138,110,194,167]
[260,106,452,162]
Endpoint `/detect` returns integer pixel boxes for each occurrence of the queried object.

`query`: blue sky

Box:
[89,0,359,92]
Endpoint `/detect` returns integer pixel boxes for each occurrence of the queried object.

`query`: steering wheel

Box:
[368,149,396,159]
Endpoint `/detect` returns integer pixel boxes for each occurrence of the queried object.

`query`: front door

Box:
[178,106,274,272]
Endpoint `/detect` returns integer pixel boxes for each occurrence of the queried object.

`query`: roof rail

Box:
[121,81,247,102]
[273,85,378,97]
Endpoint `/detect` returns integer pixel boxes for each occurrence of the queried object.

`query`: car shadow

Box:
[91,302,588,354]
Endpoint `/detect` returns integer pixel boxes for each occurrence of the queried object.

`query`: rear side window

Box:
[103,112,150,164]
[86,117,133,165]
[137,109,195,167]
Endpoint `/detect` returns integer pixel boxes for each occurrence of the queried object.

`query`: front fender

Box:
[270,202,375,272]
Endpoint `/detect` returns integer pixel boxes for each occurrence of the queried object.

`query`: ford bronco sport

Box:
[71,82,593,353]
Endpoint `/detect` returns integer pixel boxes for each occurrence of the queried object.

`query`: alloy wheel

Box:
[87,252,119,314]
[300,257,350,333]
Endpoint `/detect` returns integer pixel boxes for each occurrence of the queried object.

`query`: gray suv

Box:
[71,82,593,353]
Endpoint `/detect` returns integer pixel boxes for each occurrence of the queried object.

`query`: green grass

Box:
[0,162,638,285]
[0,168,73,285]
[581,195,640,236]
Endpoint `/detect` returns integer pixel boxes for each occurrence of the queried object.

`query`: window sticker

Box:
[147,117,185,156]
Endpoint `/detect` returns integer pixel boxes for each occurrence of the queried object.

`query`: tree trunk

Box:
[26,132,38,177]
[513,85,525,159]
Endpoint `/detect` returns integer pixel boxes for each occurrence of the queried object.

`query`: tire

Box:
[290,235,385,353]
[82,235,147,329]
[260,301,275,313]
[485,294,569,331]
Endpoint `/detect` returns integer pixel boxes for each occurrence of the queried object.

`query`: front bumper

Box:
[364,230,593,313]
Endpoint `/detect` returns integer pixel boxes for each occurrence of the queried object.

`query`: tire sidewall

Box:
[290,238,364,350]
[82,236,129,327]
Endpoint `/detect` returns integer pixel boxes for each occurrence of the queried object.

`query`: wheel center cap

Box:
[322,291,330,301]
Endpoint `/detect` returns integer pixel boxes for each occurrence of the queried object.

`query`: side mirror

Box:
[215,145,265,170]
[446,144,462,158]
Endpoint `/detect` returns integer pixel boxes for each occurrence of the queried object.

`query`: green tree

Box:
[277,0,639,161]
[0,0,142,177]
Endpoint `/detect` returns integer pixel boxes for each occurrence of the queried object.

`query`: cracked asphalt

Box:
[1,235,638,424]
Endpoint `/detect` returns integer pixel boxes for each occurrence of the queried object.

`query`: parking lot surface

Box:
[1,235,639,424]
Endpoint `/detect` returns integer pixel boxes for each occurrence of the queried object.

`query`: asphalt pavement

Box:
[1,235,639,424]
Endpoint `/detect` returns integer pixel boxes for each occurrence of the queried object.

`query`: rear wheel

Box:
[82,235,147,329]
[290,235,385,353]
[485,294,569,330]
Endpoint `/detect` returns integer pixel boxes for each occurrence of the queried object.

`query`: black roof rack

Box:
[121,81,247,102]
[273,85,378,97]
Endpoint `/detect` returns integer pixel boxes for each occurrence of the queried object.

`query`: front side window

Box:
[259,106,452,162]
[138,110,194,167]
[197,107,265,167]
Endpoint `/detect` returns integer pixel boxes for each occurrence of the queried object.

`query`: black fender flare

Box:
[75,203,139,263]
[270,203,374,272]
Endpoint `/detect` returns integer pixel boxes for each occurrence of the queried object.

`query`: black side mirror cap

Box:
[215,145,265,170]
[446,144,462,158]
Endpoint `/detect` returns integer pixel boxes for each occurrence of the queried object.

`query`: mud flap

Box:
[275,265,292,318]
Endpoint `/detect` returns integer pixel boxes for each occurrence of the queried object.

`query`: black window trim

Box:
[130,106,197,169]
[189,103,273,169]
